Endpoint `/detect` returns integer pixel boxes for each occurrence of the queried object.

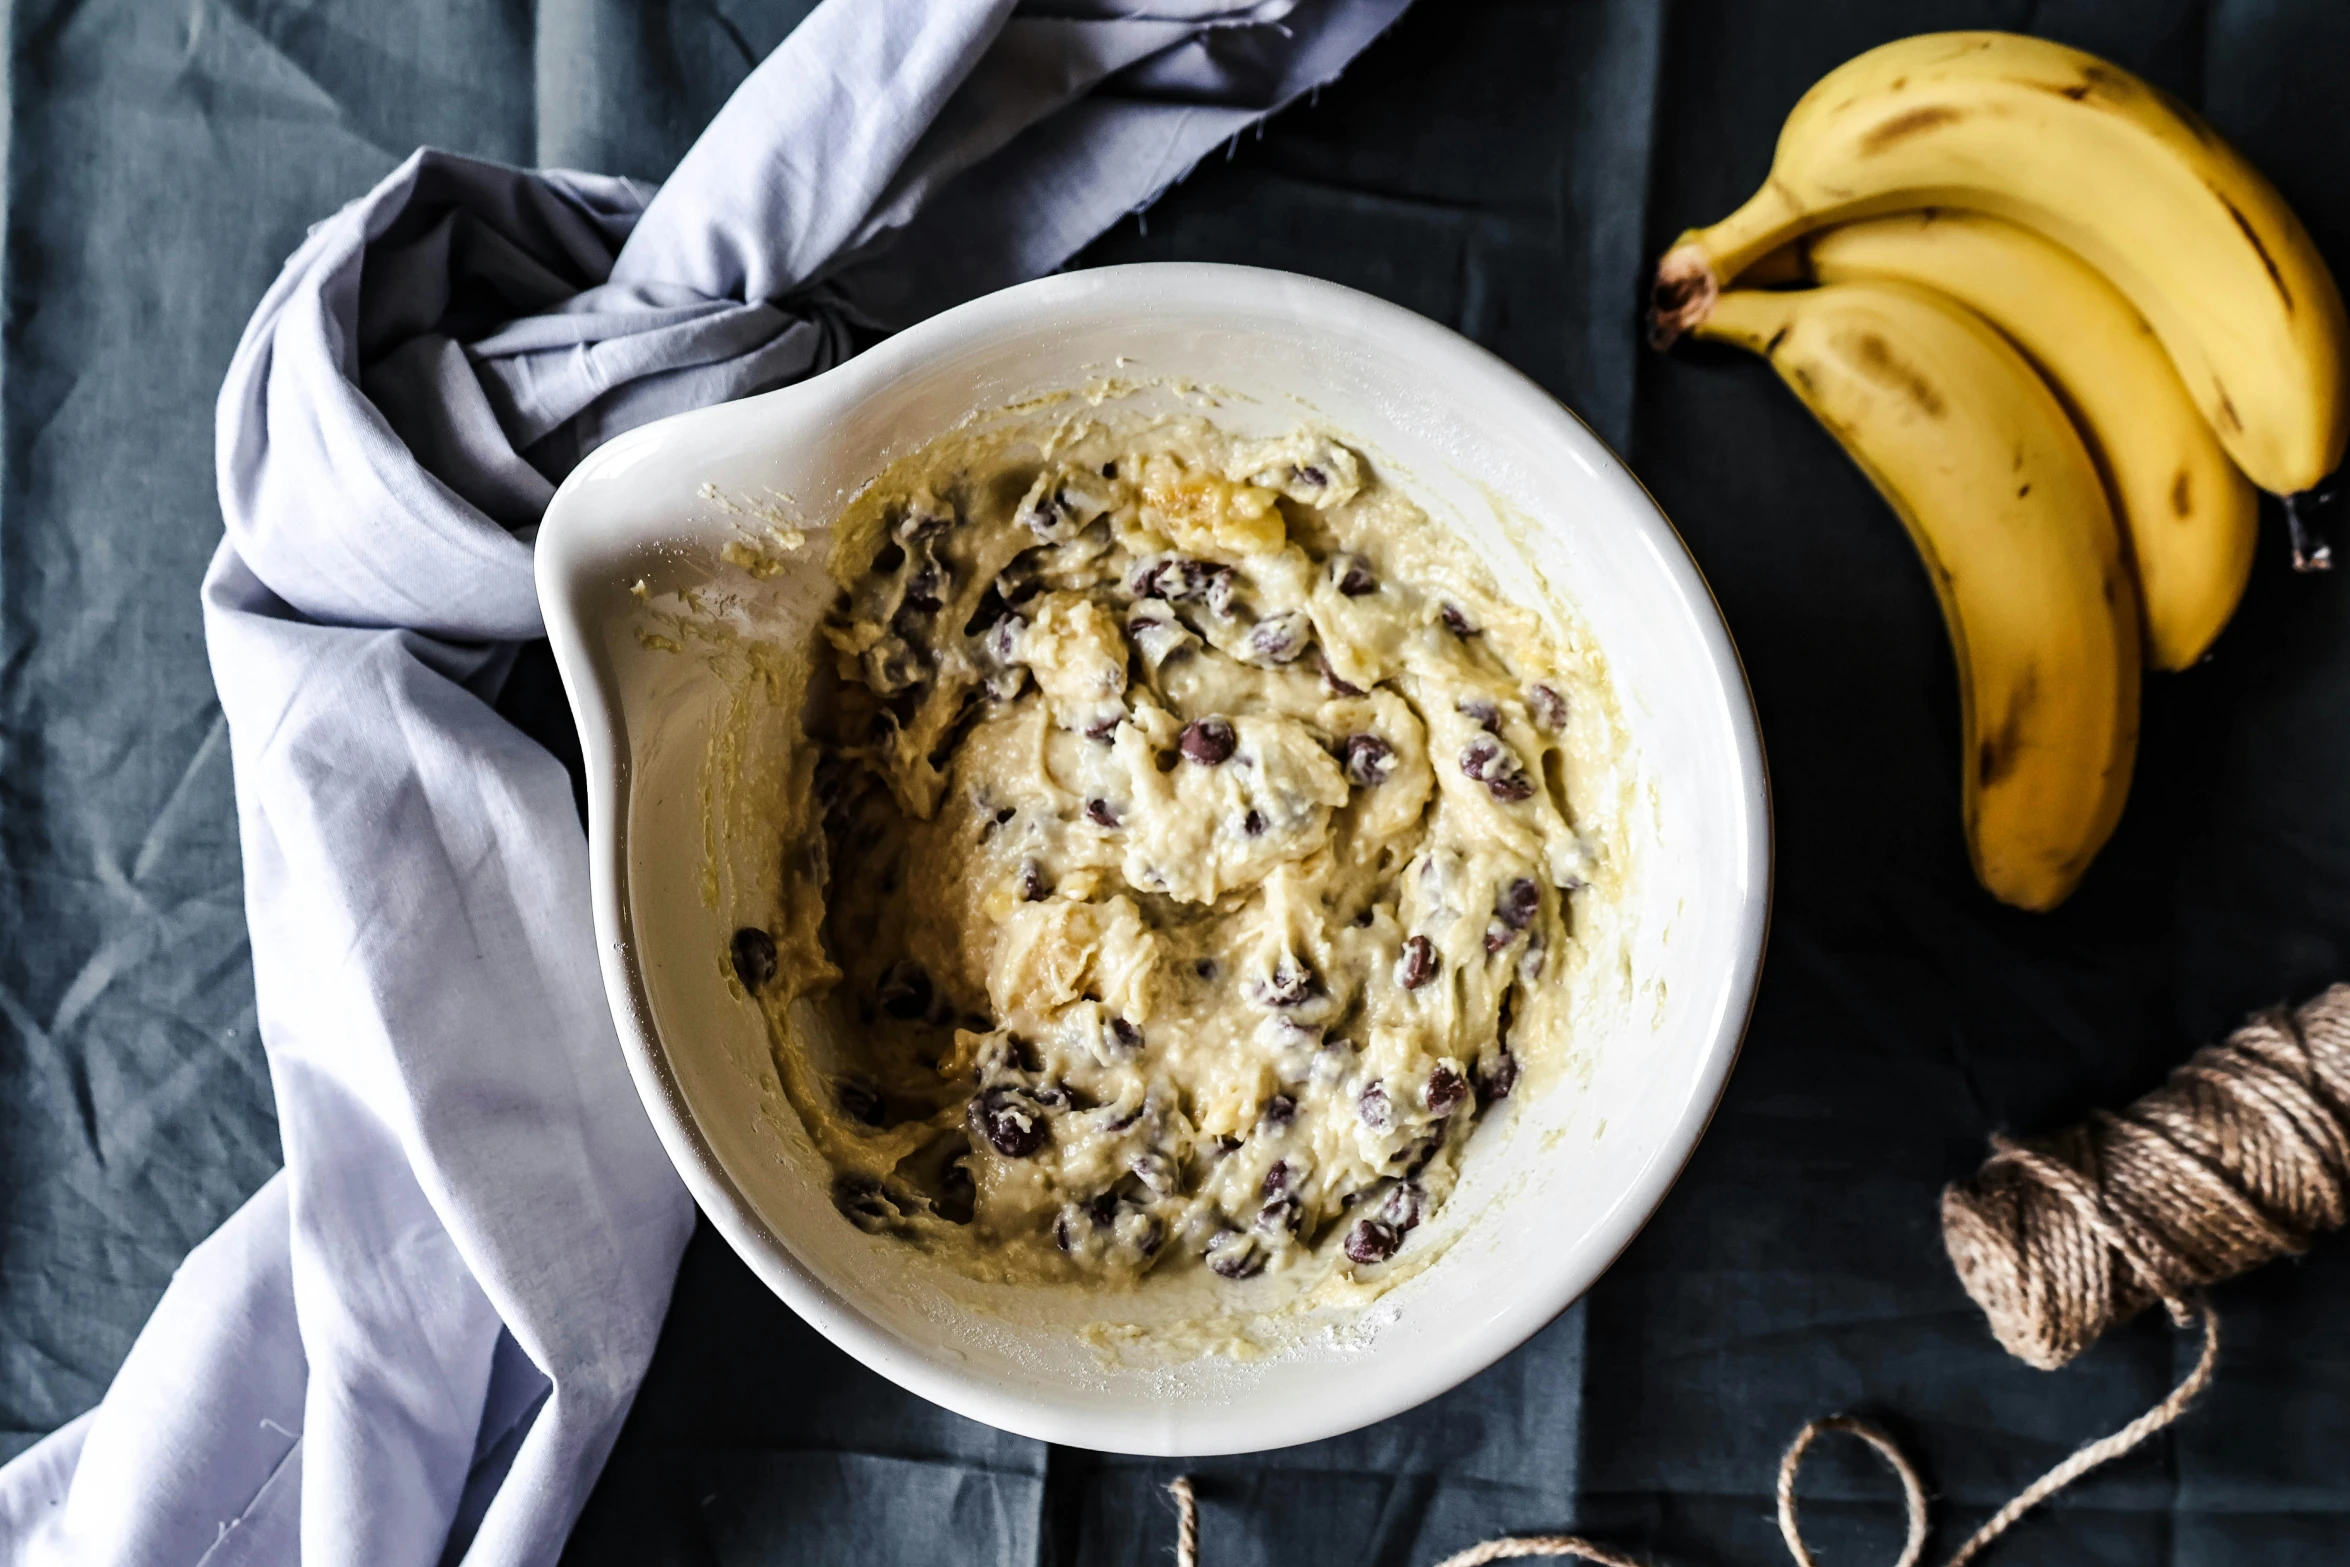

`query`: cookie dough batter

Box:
[746,412,1608,1286]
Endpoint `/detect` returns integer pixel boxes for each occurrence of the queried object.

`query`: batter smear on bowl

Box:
[755,413,1614,1286]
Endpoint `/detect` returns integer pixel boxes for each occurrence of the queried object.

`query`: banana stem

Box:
[1647,244,1720,349]
[1648,183,1813,349]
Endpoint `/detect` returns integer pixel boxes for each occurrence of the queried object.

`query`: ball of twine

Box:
[1942,983,2350,1370]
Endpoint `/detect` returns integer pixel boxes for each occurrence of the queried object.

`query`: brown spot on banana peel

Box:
[2217,191,2294,313]
[2029,64,2126,104]
[1843,331,1945,418]
[2213,385,2244,434]
[1976,665,2040,790]
[2171,469,2193,517]
[1859,104,1967,155]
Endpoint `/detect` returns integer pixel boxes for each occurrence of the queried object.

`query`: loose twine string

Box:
[1164,984,2350,1567]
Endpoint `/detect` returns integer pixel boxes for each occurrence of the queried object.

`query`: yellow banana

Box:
[1796,211,2257,670]
[1651,31,2348,496]
[1695,280,2139,910]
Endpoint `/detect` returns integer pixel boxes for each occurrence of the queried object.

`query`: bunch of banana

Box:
[1649,31,2348,911]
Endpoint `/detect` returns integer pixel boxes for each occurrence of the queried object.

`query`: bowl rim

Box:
[537,260,1772,1456]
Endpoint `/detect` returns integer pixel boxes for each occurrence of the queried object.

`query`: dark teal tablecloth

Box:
[7,2,2350,1562]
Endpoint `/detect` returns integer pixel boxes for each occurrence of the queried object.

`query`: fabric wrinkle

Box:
[0,1,1410,1561]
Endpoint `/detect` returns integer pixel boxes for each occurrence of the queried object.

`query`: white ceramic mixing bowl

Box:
[536,263,1768,1456]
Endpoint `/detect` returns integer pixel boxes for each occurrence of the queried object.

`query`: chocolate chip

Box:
[1485,773,1535,803]
[1426,1064,1469,1116]
[1487,876,1542,950]
[1264,1093,1298,1127]
[1085,798,1121,828]
[1319,657,1365,697]
[1257,1195,1302,1234]
[877,959,932,1020]
[904,561,948,611]
[1180,717,1237,766]
[1458,698,1501,733]
[972,1088,1048,1157]
[1458,733,1507,781]
[1022,485,1074,539]
[1297,464,1329,488]
[1396,935,1438,991]
[836,1079,887,1127]
[1135,555,1234,610]
[1460,733,1534,802]
[1440,603,1478,637]
[1132,1151,1176,1193]
[1127,602,1195,670]
[1206,1230,1264,1279]
[1378,1181,1424,1233]
[1256,957,1319,1008]
[1018,860,1048,901]
[1083,712,1122,742]
[1334,555,1377,597]
[1342,733,1396,787]
[1245,611,1311,665]
[731,927,778,992]
[1359,1083,1395,1132]
[1261,1160,1292,1198]
[1528,683,1568,731]
[1243,809,1267,836]
[1344,1218,1401,1265]
[1477,1048,1520,1103]
[895,507,953,543]
[1110,1017,1143,1051]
